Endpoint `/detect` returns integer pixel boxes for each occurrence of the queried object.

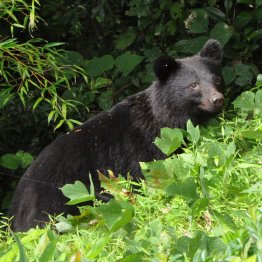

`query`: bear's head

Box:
[151,39,224,128]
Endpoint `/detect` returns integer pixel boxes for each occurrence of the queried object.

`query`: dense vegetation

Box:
[1,84,262,260]
[0,0,261,260]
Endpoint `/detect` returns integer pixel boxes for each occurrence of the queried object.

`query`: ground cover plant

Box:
[0,1,262,261]
[0,77,261,261]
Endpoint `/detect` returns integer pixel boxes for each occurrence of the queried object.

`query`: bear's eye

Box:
[190,82,199,89]
[214,76,221,85]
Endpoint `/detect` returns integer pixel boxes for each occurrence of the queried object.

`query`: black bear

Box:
[9,39,224,231]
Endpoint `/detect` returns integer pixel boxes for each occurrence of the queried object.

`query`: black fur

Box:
[9,39,224,231]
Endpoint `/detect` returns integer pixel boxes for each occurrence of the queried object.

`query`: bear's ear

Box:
[153,56,179,82]
[199,39,223,64]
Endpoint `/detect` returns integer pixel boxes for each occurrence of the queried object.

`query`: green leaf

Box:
[93,77,111,90]
[0,88,13,109]
[15,151,34,168]
[234,64,254,87]
[115,29,136,50]
[212,210,236,231]
[44,42,65,48]
[186,9,209,34]
[121,252,144,262]
[256,74,262,86]
[224,0,233,13]
[85,55,114,76]
[86,235,111,259]
[97,90,114,111]
[115,52,144,76]
[257,0,262,7]
[222,66,235,86]
[186,120,200,144]
[191,198,209,216]
[233,91,255,110]
[205,7,226,21]
[174,36,209,54]
[140,158,177,188]
[176,231,219,259]
[33,97,43,110]
[39,238,57,262]
[165,177,199,199]
[0,153,21,170]
[255,90,262,109]
[98,200,134,232]
[210,22,233,46]
[154,127,184,156]
[242,130,262,140]
[60,180,95,205]
[54,119,65,130]
[242,182,262,194]
[10,231,28,262]
[235,11,252,29]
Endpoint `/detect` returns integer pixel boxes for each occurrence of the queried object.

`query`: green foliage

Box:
[60,180,95,205]
[0,0,40,35]
[1,85,261,261]
[0,151,33,170]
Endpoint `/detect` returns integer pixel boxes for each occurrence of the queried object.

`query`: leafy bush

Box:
[0,0,88,212]
[39,0,262,103]
[0,78,261,261]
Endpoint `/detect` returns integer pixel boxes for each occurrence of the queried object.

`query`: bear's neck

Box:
[148,82,195,129]
[126,84,192,143]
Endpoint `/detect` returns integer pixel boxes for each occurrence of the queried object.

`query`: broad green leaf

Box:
[60,180,95,205]
[186,120,200,143]
[191,198,209,216]
[235,11,252,29]
[233,91,255,110]
[212,210,236,231]
[205,7,226,21]
[93,77,111,90]
[98,200,134,232]
[242,130,262,140]
[140,158,176,188]
[115,52,144,76]
[115,29,136,50]
[85,55,114,76]
[176,231,224,259]
[97,90,114,110]
[222,66,235,86]
[186,9,208,34]
[165,177,199,199]
[154,127,184,156]
[234,64,254,87]
[15,151,34,168]
[174,36,209,54]
[121,252,144,262]
[210,22,233,46]
[0,153,21,170]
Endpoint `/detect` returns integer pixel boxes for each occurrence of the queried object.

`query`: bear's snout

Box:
[211,93,224,108]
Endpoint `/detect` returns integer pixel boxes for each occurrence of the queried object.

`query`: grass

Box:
[0,87,261,262]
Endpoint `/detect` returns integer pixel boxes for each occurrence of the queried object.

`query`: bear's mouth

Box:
[198,101,224,114]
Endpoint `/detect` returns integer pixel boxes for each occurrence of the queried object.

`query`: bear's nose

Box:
[212,94,224,107]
